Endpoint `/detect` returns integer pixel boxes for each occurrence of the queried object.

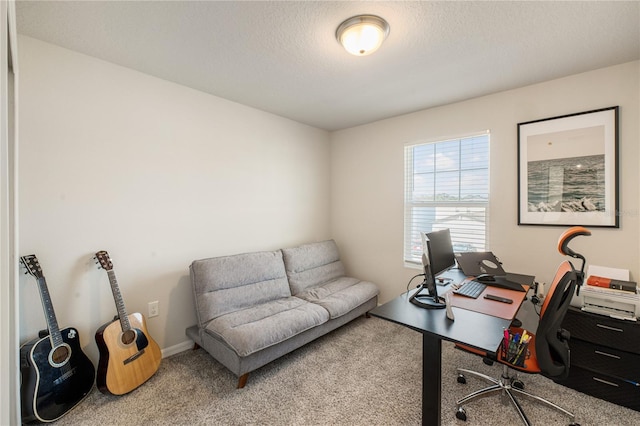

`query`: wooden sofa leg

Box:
[192,342,201,350]
[237,373,249,389]
[365,311,371,318]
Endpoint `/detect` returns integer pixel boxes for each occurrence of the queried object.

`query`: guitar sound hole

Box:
[50,345,70,366]
[121,329,136,345]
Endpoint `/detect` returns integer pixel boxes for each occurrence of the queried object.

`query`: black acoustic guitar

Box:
[19,255,95,424]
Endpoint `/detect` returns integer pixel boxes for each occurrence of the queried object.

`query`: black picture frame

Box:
[517,106,619,227]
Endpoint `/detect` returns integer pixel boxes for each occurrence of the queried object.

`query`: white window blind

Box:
[404,133,490,266]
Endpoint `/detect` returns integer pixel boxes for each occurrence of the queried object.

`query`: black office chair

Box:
[454,226,591,426]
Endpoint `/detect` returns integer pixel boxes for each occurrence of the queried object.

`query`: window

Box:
[404,133,490,266]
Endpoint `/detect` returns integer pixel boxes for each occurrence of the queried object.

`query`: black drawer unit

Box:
[562,307,640,354]
[570,339,640,380]
[558,365,640,411]
[557,307,640,411]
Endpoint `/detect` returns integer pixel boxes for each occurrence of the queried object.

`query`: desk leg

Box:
[423,333,442,426]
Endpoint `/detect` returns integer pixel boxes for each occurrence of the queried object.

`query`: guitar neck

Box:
[106,269,131,331]
[35,276,64,347]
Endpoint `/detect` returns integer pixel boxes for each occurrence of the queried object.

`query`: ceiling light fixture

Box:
[336,15,390,56]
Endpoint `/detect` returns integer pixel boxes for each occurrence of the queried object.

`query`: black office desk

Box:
[370,281,526,425]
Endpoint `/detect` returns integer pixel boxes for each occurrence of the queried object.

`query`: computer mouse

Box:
[476,274,496,282]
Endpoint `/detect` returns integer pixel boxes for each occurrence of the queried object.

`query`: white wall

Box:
[331,61,640,304]
[18,36,331,362]
[2,1,20,424]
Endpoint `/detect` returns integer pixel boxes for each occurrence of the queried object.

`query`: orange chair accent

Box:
[454,227,590,425]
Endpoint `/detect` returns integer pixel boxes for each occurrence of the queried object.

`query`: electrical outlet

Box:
[148,301,159,318]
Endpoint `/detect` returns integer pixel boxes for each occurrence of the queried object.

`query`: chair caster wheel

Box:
[482,357,494,366]
[512,379,525,390]
[456,407,467,421]
[457,374,467,384]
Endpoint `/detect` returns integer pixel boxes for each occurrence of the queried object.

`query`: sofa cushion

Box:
[282,240,346,295]
[205,297,329,357]
[190,250,292,327]
[295,277,380,319]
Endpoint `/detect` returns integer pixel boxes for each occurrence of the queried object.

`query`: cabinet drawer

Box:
[563,308,640,354]
[570,339,640,379]
[557,365,640,412]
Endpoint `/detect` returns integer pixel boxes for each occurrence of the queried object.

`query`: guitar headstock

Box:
[95,250,113,271]
[20,255,44,279]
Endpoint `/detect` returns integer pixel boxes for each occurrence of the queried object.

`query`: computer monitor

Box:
[425,228,456,282]
[409,229,453,309]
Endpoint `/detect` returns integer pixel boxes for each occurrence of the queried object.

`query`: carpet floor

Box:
[51,316,640,425]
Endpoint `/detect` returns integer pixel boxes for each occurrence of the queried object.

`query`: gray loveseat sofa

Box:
[185,240,379,388]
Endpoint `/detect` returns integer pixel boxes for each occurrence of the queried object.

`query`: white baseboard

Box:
[161,339,194,358]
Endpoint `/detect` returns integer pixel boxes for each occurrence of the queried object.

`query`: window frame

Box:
[404,132,491,268]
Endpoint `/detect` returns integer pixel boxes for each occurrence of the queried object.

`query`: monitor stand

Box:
[409,284,446,309]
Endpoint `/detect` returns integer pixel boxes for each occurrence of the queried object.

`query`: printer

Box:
[573,265,640,321]
[580,285,640,320]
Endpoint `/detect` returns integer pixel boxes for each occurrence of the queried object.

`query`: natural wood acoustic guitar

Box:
[94,250,161,395]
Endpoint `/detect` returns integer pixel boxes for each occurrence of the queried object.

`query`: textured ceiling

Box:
[15,1,640,131]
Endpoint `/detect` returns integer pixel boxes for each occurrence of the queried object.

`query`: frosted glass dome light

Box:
[336,15,390,56]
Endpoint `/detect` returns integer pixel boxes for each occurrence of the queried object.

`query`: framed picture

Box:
[518,106,619,227]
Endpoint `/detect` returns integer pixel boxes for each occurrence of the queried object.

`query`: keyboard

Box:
[453,280,487,299]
